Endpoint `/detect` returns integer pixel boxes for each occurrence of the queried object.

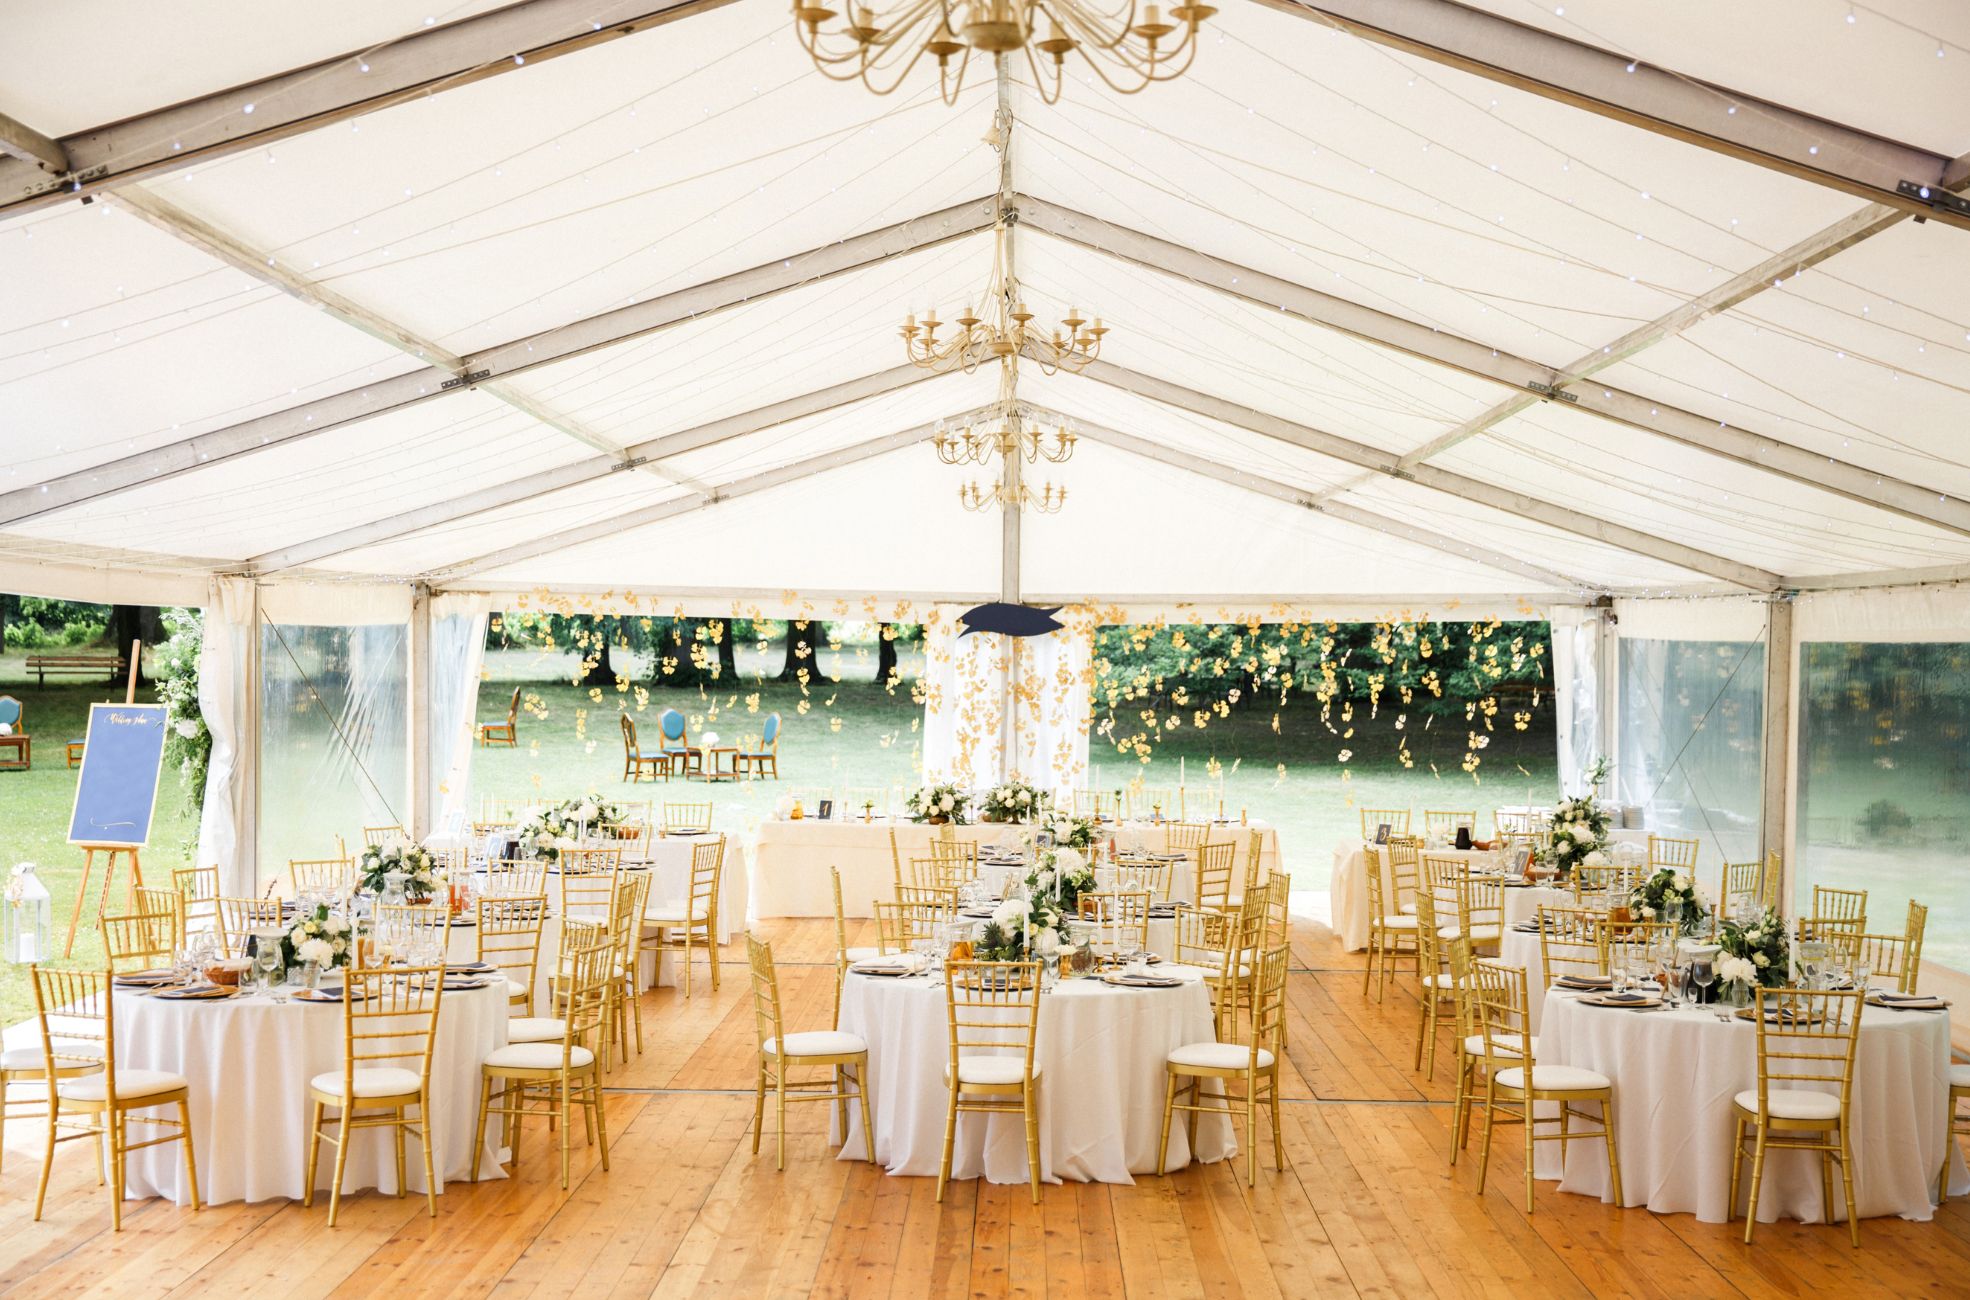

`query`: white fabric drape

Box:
[195,576,254,895]
[920,605,1092,792]
[427,592,491,839]
[1547,605,1603,796]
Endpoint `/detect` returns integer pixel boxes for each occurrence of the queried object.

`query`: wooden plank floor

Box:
[6,917,1969,1299]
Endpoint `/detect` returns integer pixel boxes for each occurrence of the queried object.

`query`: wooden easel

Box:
[62,640,147,958]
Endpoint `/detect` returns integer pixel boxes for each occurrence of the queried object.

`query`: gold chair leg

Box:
[1024,1080,1042,1205]
[855,1062,876,1164]
[1246,1078,1259,1187]
[1601,1097,1622,1206]
[558,1079,573,1190]
[1269,1072,1285,1172]
[1156,1070,1178,1175]
[109,1112,125,1232]
[1522,1096,1537,1214]
[178,1099,201,1211]
[471,1077,492,1182]
[774,1069,788,1172]
[936,1084,958,1203]
[1475,1084,1495,1196]
[833,1067,849,1147]
[328,1107,353,1228]
[751,1062,767,1156]
[590,1072,611,1172]
[1727,1116,1744,1220]
[393,1107,408,1199]
[1743,1128,1769,1244]
[33,1105,57,1221]
[419,1094,438,1218]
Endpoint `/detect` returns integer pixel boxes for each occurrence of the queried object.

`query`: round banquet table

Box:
[1331,831,1646,951]
[1533,990,1969,1223]
[833,964,1234,1185]
[112,981,508,1205]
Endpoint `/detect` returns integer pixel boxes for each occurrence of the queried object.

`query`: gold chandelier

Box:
[960,477,1067,513]
[901,220,1107,377]
[932,412,1076,466]
[792,2,1215,104]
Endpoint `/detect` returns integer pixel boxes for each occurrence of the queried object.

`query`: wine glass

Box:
[1691,958,1715,1010]
[1609,950,1629,997]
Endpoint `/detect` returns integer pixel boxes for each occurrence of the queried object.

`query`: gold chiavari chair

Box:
[1811,885,1868,932]
[1176,892,1266,1040]
[485,858,548,898]
[1470,957,1622,1214]
[100,906,179,973]
[216,896,284,958]
[1364,848,1419,1002]
[303,962,445,1226]
[561,842,625,875]
[472,924,613,1191]
[1424,809,1477,842]
[1493,808,1543,837]
[662,801,714,833]
[373,902,450,958]
[641,836,723,997]
[478,894,549,1015]
[471,819,515,840]
[1720,860,1764,915]
[1605,922,1676,979]
[1078,889,1152,953]
[1,1008,102,1180]
[1236,827,1268,898]
[1829,899,1926,994]
[172,864,220,936]
[937,959,1044,1204]
[1436,859,1504,954]
[1411,887,1461,1080]
[1447,936,1534,1167]
[926,835,979,870]
[1115,858,1173,901]
[290,857,356,896]
[1159,943,1290,1186]
[1166,822,1212,854]
[747,933,876,1172]
[830,867,881,1025]
[910,855,975,893]
[1648,834,1700,874]
[558,855,620,937]
[1261,871,1292,951]
[839,786,888,818]
[606,871,652,1066]
[362,824,409,848]
[1537,906,1610,988]
[1073,788,1115,818]
[1359,807,1411,841]
[888,827,907,892]
[31,968,198,1231]
[1385,835,1423,916]
[1128,786,1179,821]
[133,887,186,953]
[874,894,956,954]
[1729,986,1863,1246]
[1193,840,1236,914]
[1572,862,1644,910]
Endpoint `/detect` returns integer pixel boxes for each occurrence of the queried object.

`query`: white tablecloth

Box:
[1331,831,1646,950]
[750,818,1281,918]
[1534,991,1969,1222]
[113,983,508,1205]
[833,964,1234,1184]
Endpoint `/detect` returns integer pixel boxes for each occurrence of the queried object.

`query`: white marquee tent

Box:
[3,0,1969,899]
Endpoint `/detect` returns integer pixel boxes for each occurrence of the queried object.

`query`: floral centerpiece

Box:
[359,843,439,901]
[907,781,969,825]
[1717,907,1790,990]
[282,904,355,973]
[979,779,1047,824]
[975,847,1098,961]
[1630,866,1704,933]
[1037,808,1097,853]
[1548,757,1612,876]
[516,794,623,862]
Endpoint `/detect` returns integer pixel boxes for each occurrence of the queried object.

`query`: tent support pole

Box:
[242,581,263,892]
[1760,597,1795,907]
[408,583,433,842]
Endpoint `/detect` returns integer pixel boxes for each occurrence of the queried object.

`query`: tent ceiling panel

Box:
[1014,232,1504,456]
[465,444,1001,593]
[1451,402,1970,576]
[489,235,992,445]
[133,4,995,349]
[1017,439,1565,599]
[1013,1,1872,374]
[0,204,420,484]
[1014,371,1362,496]
[1330,476,1720,591]
[0,0,510,138]
[7,391,590,563]
[1451,0,1970,157]
[319,472,685,578]
[654,372,999,483]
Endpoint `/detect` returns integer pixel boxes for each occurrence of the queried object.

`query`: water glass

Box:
[1666,963,1688,1007]
[1691,960,1715,1009]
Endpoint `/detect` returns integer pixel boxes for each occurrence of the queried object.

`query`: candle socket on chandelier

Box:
[960,478,1068,514]
[933,415,1077,466]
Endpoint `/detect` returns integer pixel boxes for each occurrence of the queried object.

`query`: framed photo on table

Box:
[1373,822,1391,845]
[817,799,834,821]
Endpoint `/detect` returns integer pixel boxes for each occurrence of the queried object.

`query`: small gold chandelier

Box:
[932,412,1077,465]
[902,221,1107,377]
[792,2,1215,105]
[960,477,1068,513]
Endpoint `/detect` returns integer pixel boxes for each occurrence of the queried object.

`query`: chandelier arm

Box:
[1022,41,1068,107]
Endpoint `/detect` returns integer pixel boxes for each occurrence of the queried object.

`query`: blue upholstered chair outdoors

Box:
[658,708,701,779]
[739,713,781,780]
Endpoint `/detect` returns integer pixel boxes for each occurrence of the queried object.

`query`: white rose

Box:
[1672,873,1689,891]
[298,938,334,967]
[991,899,1025,928]
[1035,929,1061,957]
[1753,952,1770,968]
[1034,868,1056,890]
[1584,850,1609,866]
[940,794,954,812]
[1640,905,1656,919]
[1018,790,1031,806]
[1054,847,1086,875]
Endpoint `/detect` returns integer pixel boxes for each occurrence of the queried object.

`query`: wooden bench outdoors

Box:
[23,654,126,685]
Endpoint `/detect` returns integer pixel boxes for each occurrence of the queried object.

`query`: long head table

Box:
[748,816,1283,919]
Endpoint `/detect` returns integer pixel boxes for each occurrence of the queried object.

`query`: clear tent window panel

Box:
[1616,638,1764,883]
[1796,642,1970,974]
[257,622,408,885]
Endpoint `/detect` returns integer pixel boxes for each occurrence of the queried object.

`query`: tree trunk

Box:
[876,623,899,685]
[779,619,824,682]
[715,621,737,681]
[107,605,165,686]
[579,615,616,688]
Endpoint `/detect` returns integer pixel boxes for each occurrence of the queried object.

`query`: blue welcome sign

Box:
[67,703,169,847]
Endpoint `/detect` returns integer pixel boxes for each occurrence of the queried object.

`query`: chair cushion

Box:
[2,1044,97,1073]
[1438,924,1503,943]
[644,904,709,924]
[308,1067,422,1099]
[1463,1033,1538,1059]
[1734,1087,1841,1121]
[1375,914,1419,930]
[951,1055,1039,1086]
[506,1016,567,1043]
[484,1042,595,1071]
[843,946,881,963]
[1398,902,1418,916]
[1168,1041,1274,1071]
[1951,1063,1970,1089]
[60,1069,186,1102]
[765,1030,867,1057]
[1494,1065,1610,1092]
[504,978,530,1001]
[1420,973,1463,989]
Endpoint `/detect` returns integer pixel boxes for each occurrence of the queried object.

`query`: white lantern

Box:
[6,863,52,964]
